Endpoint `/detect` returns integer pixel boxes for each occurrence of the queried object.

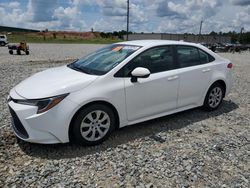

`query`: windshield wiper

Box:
[68,64,90,74]
[67,63,105,76]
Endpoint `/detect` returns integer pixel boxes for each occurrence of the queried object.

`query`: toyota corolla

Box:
[7,40,233,145]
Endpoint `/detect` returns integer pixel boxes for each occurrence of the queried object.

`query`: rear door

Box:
[175,45,214,108]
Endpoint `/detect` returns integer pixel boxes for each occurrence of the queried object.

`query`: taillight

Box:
[227,63,233,69]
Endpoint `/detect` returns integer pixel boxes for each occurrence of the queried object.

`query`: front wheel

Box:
[70,104,115,145]
[203,83,224,111]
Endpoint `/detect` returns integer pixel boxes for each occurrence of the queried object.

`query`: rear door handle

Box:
[168,75,179,81]
[202,68,211,73]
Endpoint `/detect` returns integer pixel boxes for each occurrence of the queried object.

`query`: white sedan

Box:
[8,40,233,145]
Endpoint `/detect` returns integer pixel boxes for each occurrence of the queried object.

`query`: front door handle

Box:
[202,68,211,73]
[168,75,179,81]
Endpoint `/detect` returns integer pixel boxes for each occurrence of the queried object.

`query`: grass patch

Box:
[6,32,123,44]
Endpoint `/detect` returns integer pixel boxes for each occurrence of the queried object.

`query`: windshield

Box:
[68,44,141,75]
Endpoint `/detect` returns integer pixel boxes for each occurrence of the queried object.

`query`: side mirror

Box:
[131,67,150,83]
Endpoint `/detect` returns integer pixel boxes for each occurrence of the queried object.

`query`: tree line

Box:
[100,30,250,44]
[100,30,132,39]
[208,31,250,44]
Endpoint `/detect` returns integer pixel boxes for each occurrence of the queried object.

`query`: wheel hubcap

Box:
[80,110,110,141]
[208,87,222,108]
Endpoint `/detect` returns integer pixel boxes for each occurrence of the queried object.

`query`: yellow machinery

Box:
[8,41,29,55]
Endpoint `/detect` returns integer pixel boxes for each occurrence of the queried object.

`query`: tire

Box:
[17,49,21,55]
[9,50,13,55]
[0,41,5,46]
[70,104,115,145]
[203,83,225,111]
[26,50,29,55]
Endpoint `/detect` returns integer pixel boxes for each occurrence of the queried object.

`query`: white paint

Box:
[8,40,233,144]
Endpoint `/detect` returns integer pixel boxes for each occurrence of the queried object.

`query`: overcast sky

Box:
[0,0,249,34]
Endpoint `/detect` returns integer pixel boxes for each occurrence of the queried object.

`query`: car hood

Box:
[14,65,98,99]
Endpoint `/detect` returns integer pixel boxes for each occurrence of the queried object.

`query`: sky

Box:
[0,0,249,34]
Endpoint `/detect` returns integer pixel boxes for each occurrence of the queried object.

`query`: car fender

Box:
[67,93,127,133]
[200,71,227,105]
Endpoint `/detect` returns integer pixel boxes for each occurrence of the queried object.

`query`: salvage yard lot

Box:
[0,44,249,187]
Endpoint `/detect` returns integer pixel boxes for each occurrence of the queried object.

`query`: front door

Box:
[121,46,179,121]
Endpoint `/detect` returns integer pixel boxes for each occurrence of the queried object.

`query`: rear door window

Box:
[199,49,215,63]
[176,46,200,68]
[199,49,209,64]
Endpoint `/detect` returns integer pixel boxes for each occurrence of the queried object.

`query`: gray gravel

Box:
[0,43,105,63]
[0,44,249,188]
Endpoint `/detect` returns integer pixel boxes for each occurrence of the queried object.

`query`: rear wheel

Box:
[9,50,13,55]
[70,104,115,145]
[17,49,21,55]
[0,41,5,46]
[25,50,29,55]
[203,83,224,111]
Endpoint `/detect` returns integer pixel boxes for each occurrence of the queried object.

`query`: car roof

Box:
[117,40,201,48]
[117,39,222,60]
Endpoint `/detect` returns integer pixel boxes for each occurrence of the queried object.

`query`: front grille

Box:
[8,106,29,139]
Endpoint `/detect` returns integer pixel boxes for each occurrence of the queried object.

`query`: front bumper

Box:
[9,106,29,139]
[8,90,78,144]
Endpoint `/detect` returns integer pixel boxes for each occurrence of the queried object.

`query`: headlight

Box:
[13,93,69,114]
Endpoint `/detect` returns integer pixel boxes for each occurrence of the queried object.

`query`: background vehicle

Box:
[8,40,233,145]
[8,41,29,55]
[0,34,8,46]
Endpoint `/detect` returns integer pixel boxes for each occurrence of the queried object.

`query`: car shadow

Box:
[9,53,28,56]
[18,100,238,159]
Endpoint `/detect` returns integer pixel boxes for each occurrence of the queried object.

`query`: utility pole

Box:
[239,27,244,43]
[126,0,129,41]
[198,20,203,42]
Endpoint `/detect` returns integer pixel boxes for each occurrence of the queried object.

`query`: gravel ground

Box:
[0,44,249,188]
[0,43,105,63]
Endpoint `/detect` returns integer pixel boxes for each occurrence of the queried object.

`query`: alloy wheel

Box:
[208,87,223,108]
[80,110,110,141]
